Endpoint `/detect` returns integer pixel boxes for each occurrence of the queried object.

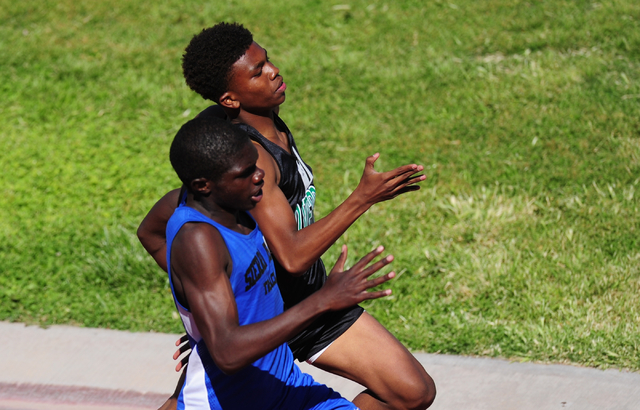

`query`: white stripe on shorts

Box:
[306,341,334,364]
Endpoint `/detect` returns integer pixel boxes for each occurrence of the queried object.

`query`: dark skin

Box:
[171,141,395,375]
[139,42,435,410]
[139,43,426,275]
[221,43,425,275]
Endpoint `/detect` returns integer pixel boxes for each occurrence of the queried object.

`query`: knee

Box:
[394,372,436,410]
[418,375,437,409]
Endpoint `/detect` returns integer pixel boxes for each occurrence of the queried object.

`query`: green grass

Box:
[1,0,639,370]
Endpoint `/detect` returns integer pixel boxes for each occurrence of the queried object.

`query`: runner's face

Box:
[227,42,286,112]
[212,142,265,211]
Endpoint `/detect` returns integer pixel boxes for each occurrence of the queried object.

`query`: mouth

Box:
[276,79,287,93]
[251,188,263,202]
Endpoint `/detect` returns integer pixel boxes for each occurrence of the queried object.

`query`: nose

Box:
[254,166,265,184]
[267,61,280,80]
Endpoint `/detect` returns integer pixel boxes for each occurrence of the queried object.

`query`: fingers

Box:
[361,288,393,301]
[175,334,188,346]
[386,163,424,179]
[394,185,421,197]
[389,180,423,197]
[384,173,425,199]
[173,334,191,370]
[335,244,348,272]
[353,251,396,300]
[173,340,191,360]
[350,245,386,272]
[365,271,396,289]
[325,244,396,309]
[175,355,190,372]
[357,254,394,280]
[403,173,426,185]
[362,153,381,173]
[358,272,395,302]
[380,165,426,195]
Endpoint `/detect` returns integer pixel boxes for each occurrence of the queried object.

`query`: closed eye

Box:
[253,62,265,77]
[238,164,257,179]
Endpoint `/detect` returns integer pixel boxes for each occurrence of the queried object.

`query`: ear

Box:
[219,91,240,110]
[190,178,212,196]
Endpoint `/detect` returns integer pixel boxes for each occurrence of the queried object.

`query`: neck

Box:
[186,192,250,234]
[226,107,287,147]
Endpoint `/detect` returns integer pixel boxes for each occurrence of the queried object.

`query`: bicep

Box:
[172,225,240,348]
[249,186,298,249]
[249,148,299,260]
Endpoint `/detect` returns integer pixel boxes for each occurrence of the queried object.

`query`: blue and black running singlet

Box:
[166,203,358,410]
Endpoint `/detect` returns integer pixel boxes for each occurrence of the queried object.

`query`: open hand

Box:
[321,245,395,311]
[354,153,425,206]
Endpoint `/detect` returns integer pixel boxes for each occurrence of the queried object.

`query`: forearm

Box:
[202,243,394,372]
[188,240,393,375]
[258,190,371,275]
[257,155,424,275]
[201,291,329,373]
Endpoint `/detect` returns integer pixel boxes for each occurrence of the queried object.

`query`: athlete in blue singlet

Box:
[165,116,396,410]
[167,204,353,410]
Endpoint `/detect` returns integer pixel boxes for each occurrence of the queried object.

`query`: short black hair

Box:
[182,22,253,103]
[170,117,250,188]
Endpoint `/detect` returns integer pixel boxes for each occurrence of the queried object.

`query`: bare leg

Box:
[157,398,177,410]
[312,312,436,410]
[157,368,185,410]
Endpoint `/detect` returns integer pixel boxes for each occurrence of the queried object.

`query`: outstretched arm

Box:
[251,146,425,275]
[173,222,394,375]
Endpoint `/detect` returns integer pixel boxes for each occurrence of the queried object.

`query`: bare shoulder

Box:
[173,222,230,269]
[253,141,281,184]
[160,188,182,208]
[175,222,223,249]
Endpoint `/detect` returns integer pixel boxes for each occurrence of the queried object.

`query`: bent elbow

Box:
[137,227,157,255]
[217,364,240,375]
[213,354,247,375]
[276,257,310,277]
[136,225,149,247]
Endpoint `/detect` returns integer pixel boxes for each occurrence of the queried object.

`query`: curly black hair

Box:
[182,23,253,103]
[170,116,250,187]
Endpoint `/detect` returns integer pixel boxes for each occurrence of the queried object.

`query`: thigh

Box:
[288,305,364,362]
[312,312,434,408]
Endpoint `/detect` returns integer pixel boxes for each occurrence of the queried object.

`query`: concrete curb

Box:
[2,322,639,410]
[0,383,165,409]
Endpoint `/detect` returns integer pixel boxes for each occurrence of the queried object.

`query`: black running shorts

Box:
[287,305,364,362]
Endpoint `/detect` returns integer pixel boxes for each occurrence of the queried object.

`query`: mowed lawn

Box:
[1,0,639,370]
